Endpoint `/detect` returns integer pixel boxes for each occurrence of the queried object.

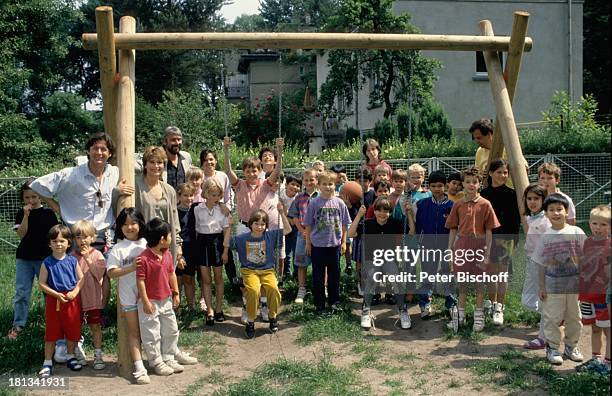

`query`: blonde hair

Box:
[392,169,408,182]
[374,165,388,176]
[408,163,426,175]
[311,160,325,169]
[538,163,561,180]
[186,167,203,183]
[71,220,96,238]
[303,168,318,179]
[317,170,336,185]
[202,178,223,197]
[590,204,611,223]
[177,183,196,196]
[142,146,167,175]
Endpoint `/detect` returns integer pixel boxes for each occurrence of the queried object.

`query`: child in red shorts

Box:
[72,220,107,370]
[38,225,84,377]
[445,166,500,333]
[579,205,611,369]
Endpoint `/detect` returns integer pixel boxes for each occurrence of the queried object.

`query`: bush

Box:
[38,92,102,145]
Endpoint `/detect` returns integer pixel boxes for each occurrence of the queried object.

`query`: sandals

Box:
[214,311,225,322]
[67,357,83,371]
[523,337,546,350]
[39,365,52,378]
[7,326,23,340]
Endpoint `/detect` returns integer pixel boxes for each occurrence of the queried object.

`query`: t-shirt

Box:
[480,185,521,236]
[231,229,282,270]
[410,189,432,204]
[363,160,393,180]
[14,207,58,260]
[363,189,376,209]
[137,247,174,301]
[579,237,611,303]
[524,211,550,256]
[191,203,229,235]
[73,249,106,311]
[280,188,297,213]
[106,238,147,301]
[233,178,283,230]
[532,225,586,293]
[358,218,404,236]
[556,190,577,221]
[288,190,318,226]
[444,195,500,236]
[43,254,78,293]
[304,196,351,247]
[448,191,465,202]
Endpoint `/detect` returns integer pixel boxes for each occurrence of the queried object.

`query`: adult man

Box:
[31,132,133,250]
[162,126,192,189]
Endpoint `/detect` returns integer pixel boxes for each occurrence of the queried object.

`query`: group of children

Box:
[7,137,611,382]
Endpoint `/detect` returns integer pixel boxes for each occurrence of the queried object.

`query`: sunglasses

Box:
[96,190,104,208]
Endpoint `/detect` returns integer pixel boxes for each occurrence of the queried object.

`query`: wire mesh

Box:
[1,154,609,255]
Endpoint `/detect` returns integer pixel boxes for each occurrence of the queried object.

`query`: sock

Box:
[134,359,145,372]
[65,354,75,360]
[43,359,53,366]
[94,348,102,357]
[261,296,267,304]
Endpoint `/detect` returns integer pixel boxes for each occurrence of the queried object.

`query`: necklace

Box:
[206,205,215,217]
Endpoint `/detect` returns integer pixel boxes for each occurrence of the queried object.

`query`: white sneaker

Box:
[133,369,151,384]
[447,306,459,332]
[175,351,198,365]
[164,359,184,373]
[564,345,584,362]
[420,303,432,319]
[154,362,174,376]
[75,341,87,366]
[361,313,372,329]
[547,347,564,365]
[484,300,493,316]
[241,305,248,324]
[492,303,504,326]
[473,309,485,332]
[93,353,105,370]
[399,310,412,329]
[54,342,68,363]
[260,302,269,322]
[294,287,306,304]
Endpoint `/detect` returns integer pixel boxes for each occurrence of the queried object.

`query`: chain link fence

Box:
[1,153,609,255]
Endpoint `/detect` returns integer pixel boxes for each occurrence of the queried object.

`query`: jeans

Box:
[12,259,42,328]
[311,245,341,310]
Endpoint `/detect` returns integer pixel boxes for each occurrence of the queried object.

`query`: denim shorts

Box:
[294,233,311,267]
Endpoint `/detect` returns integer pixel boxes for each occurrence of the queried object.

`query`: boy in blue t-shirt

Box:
[413,171,454,318]
[304,170,351,314]
[227,204,292,338]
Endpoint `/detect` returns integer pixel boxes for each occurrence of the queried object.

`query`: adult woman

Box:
[361,138,392,180]
[200,149,234,211]
[135,146,182,265]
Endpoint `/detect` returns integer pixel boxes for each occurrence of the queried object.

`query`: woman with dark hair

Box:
[361,138,392,180]
[200,149,234,212]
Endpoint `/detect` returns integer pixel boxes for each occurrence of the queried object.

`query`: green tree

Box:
[38,92,102,145]
[78,0,226,103]
[583,0,611,116]
[318,0,439,119]
[231,14,266,32]
[259,0,339,31]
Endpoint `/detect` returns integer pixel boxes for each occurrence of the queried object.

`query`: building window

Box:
[474,51,504,81]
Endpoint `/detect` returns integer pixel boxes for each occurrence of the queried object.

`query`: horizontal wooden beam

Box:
[81,32,533,52]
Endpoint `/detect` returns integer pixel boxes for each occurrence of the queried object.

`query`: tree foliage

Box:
[583,0,610,116]
[318,0,439,119]
[259,0,338,31]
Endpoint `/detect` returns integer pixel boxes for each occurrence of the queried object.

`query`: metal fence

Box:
[1,153,609,255]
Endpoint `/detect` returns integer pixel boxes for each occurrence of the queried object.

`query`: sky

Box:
[221,0,261,23]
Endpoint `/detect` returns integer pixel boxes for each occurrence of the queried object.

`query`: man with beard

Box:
[161,126,193,190]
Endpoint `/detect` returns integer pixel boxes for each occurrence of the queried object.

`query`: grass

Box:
[472,348,610,395]
[218,357,370,396]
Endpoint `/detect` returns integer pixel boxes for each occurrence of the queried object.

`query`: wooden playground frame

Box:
[82,6,531,379]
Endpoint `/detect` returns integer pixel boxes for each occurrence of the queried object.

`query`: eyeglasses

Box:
[96,190,104,208]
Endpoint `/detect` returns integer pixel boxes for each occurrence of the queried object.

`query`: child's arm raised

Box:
[348,206,366,238]
[267,137,284,185]
[223,136,239,185]
[137,279,155,314]
[39,265,68,302]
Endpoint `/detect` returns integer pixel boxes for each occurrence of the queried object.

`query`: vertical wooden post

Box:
[479,20,529,206]
[115,15,136,380]
[95,6,117,142]
[485,12,530,176]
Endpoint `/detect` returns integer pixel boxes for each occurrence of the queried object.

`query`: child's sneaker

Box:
[133,369,151,385]
[269,317,279,333]
[563,345,584,362]
[399,310,412,329]
[447,306,459,332]
[93,352,105,370]
[492,303,504,326]
[164,359,184,373]
[245,322,256,339]
[473,309,485,332]
[39,364,52,378]
[176,351,198,365]
[54,342,68,363]
[483,299,493,316]
[420,303,432,319]
[154,362,174,376]
[547,347,564,365]
[361,313,372,330]
[260,302,269,323]
[294,287,306,304]
[75,341,87,366]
